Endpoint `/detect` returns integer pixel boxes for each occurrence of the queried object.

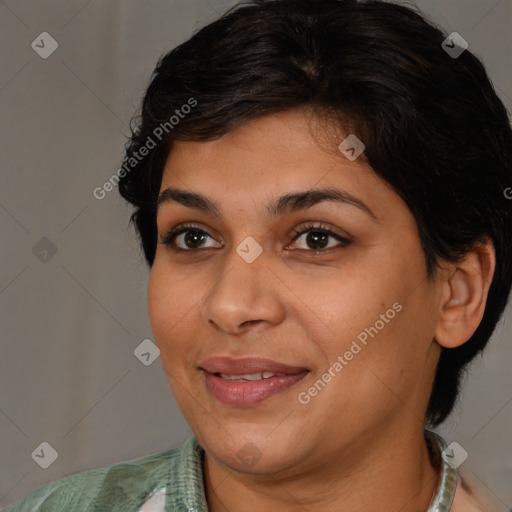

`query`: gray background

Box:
[0,0,511,509]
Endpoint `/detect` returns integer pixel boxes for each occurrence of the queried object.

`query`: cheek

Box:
[315,244,430,369]
[147,266,168,334]
[147,263,193,355]
[148,257,198,322]
[147,258,219,378]
[147,267,198,396]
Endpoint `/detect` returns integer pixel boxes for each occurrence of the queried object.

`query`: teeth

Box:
[219,372,277,381]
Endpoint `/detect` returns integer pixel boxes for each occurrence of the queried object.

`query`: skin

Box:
[147,108,495,512]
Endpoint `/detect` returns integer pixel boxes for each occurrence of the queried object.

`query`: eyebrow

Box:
[156,186,377,220]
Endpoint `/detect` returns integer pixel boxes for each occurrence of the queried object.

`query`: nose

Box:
[200,246,286,335]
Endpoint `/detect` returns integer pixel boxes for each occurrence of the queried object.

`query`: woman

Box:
[5,0,511,510]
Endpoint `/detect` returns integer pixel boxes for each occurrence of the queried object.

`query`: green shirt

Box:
[3,432,457,511]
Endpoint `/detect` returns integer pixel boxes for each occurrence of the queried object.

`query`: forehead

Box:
[158,110,403,221]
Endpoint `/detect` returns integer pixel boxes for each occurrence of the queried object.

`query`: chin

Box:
[199,427,296,470]
[220,443,298,475]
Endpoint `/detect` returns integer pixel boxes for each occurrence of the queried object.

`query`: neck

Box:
[203,424,440,512]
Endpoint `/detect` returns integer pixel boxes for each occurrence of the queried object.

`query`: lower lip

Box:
[203,371,309,406]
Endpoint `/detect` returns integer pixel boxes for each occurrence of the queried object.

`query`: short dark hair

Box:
[118,0,512,426]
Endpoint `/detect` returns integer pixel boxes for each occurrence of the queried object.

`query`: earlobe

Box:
[434,237,496,349]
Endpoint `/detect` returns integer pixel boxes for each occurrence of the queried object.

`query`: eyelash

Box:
[159,222,351,253]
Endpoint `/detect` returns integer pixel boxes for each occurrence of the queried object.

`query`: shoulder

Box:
[2,440,193,512]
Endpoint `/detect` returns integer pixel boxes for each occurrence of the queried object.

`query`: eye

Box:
[159,222,351,253]
[159,223,222,251]
[287,222,351,251]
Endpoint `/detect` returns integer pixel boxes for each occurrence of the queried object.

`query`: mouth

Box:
[216,371,289,381]
[200,356,309,406]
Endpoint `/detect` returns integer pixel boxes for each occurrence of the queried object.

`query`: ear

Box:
[434,237,496,349]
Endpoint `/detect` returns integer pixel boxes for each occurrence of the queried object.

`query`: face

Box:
[148,108,443,476]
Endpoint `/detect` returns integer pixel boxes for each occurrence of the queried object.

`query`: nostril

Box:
[241,320,259,327]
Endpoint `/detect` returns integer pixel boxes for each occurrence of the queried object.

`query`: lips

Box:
[200,356,308,376]
[200,356,309,406]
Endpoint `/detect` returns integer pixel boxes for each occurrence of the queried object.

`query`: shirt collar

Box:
[166,436,208,512]
[426,430,458,511]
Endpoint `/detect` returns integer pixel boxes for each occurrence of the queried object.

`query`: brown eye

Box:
[160,224,222,251]
[289,223,351,251]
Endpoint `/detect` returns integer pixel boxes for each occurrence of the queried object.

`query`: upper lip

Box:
[200,356,309,376]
